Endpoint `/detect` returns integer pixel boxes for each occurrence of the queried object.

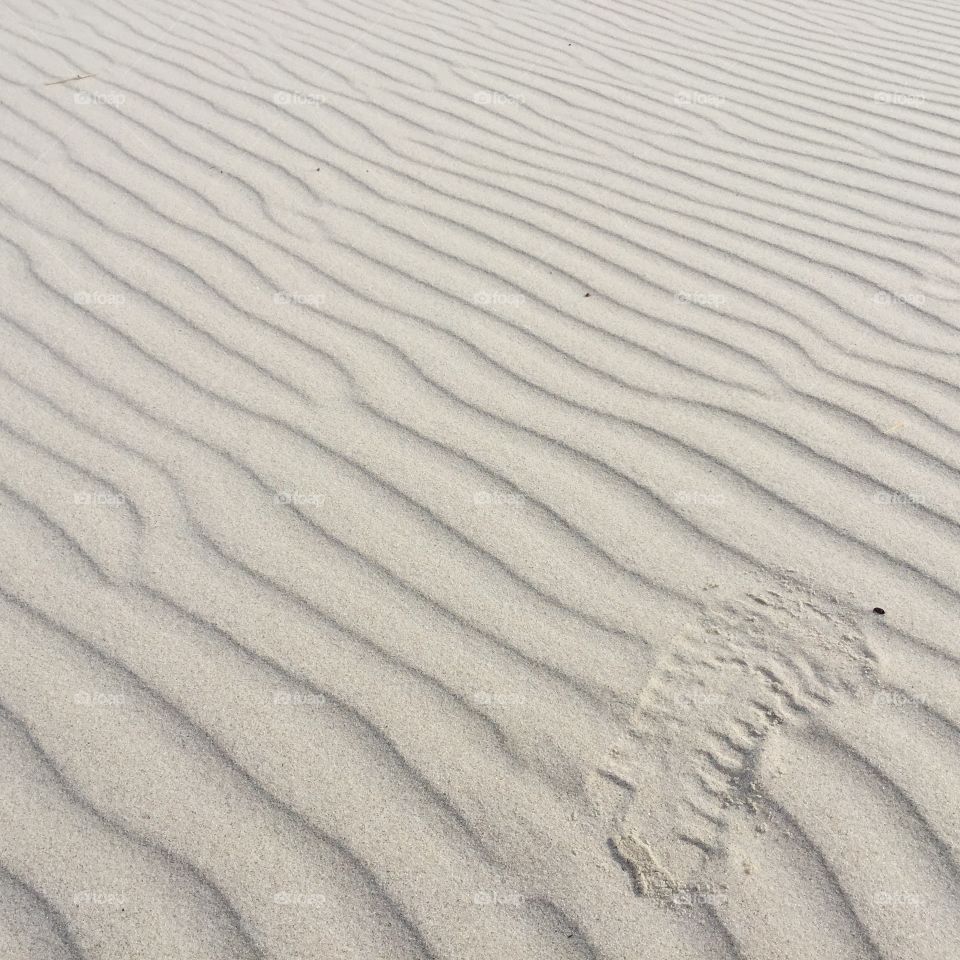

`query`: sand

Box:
[1,0,959,956]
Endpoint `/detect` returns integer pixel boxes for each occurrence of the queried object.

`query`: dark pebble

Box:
[873,607,885,615]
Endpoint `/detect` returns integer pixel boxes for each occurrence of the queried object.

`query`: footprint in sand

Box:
[592,570,880,902]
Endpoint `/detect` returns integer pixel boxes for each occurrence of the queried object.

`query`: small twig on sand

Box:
[44,74,95,86]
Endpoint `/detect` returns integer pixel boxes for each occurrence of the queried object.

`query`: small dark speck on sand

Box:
[873,607,885,615]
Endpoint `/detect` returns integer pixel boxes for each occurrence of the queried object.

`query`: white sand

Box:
[1,0,959,956]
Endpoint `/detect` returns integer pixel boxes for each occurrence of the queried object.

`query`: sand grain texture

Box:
[1,0,959,956]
